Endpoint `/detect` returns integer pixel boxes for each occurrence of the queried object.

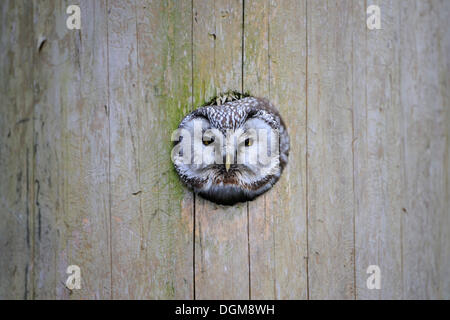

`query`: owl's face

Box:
[172,95,289,205]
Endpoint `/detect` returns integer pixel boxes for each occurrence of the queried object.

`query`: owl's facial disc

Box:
[186,120,278,176]
[172,96,289,205]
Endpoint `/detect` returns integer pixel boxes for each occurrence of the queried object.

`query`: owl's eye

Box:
[244,138,253,147]
[202,136,214,146]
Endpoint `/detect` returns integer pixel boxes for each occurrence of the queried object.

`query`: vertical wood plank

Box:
[400,0,449,299]
[244,0,270,300]
[265,0,308,300]
[439,0,450,299]
[244,0,269,96]
[0,0,35,299]
[107,0,141,299]
[32,0,111,299]
[61,0,111,299]
[193,0,249,300]
[307,0,355,299]
[353,0,403,299]
[110,0,193,299]
[32,0,61,299]
[1,0,449,301]
[137,0,194,299]
[245,0,308,299]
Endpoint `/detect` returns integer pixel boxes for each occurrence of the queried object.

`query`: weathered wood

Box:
[400,0,449,299]
[0,0,35,299]
[243,0,271,299]
[136,0,194,299]
[109,0,193,299]
[245,0,308,299]
[353,0,403,299]
[107,0,142,299]
[193,0,249,300]
[0,0,449,300]
[32,0,62,299]
[33,0,112,299]
[439,0,450,299]
[62,0,111,299]
[265,0,308,300]
[307,0,355,299]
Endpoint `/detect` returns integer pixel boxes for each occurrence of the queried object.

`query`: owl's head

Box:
[172,92,289,205]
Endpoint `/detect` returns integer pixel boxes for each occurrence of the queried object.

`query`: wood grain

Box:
[193,0,249,300]
[245,0,308,299]
[109,0,193,299]
[244,0,271,300]
[107,0,142,299]
[353,0,403,299]
[307,0,355,299]
[439,0,450,299]
[265,0,308,300]
[400,0,449,299]
[62,0,111,299]
[0,0,449,300]
[33,0,112,299]
[0,0,35,299]
[137,0,194,299]
[32,0,64,299]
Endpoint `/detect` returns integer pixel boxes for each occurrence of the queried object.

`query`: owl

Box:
[172,92,289,205]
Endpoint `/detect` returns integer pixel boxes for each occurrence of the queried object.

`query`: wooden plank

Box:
[0,0,35,299]
[107,0,141,299]
[110,0,193,299]
[400,0,449,299]
[439,0,450,299]
[61,0,111,299]
[353,0,403,299]
[32,0,60,299]
[245,0,308,299]
[243,1,272,299]
[32,0,111,299]
[136,0,193,299]
[193,0,249,300]
[48,1,111,299]
[265,0,308,300]
[1,0,449,301]
[244,0,270,300]
[306,0,355,299]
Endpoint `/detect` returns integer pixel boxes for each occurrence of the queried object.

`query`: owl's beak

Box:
[225,153,231,172]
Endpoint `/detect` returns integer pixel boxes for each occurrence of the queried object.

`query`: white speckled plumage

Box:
[173,93,289,205]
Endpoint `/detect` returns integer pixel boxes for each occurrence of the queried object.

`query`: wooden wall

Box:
[0,0,448,299]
